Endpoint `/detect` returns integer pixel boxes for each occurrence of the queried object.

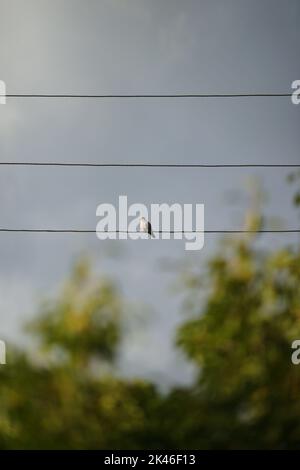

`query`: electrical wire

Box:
[0,163,299,168]
[0,229,298,234]
[6,92,292,99]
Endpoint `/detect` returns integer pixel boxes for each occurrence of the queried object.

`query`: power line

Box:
[0,229,298,234]
[0,162,299,168]
[6,92,292,99]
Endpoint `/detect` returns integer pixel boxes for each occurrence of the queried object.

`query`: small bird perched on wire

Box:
[139,217,155,238]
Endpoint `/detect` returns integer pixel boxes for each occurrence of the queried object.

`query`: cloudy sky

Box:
[0,0,299,387]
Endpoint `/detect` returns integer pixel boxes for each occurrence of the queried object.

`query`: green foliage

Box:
[294,192,300,207]
[176,238,300,448]
[0,260,162,449]
[1,206,300,448]
[28,259,122,366]
[288,170,300,208]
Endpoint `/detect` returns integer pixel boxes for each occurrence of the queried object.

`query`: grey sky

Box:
[0,0,299,387]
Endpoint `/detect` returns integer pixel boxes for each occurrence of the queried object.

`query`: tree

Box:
[1,180,300,449]
[175,207,300,448]
[0,260,162,449]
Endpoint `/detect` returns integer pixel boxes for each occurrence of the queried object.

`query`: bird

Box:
[139,217,155,238]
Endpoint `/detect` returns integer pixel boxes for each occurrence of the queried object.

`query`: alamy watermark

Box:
[0,80,6,105]
[291,340,300,365]
[96,196,205,251]
[0,340,6,365]
[291,80,300,105]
